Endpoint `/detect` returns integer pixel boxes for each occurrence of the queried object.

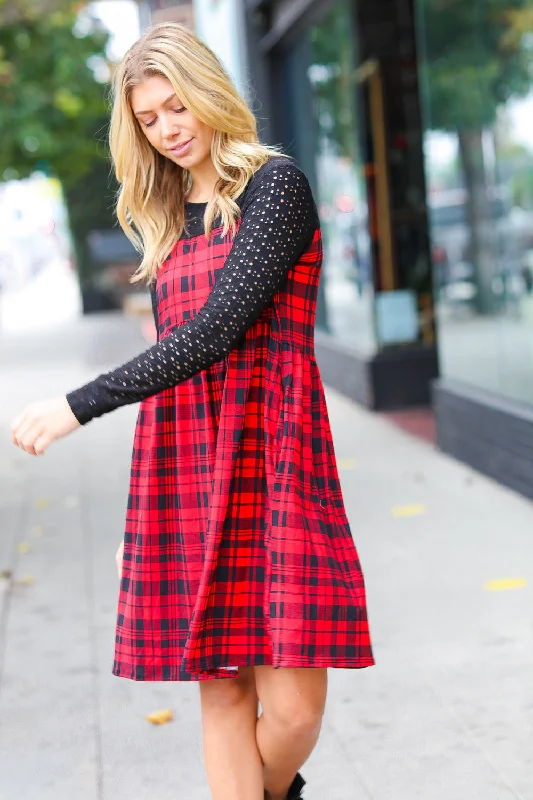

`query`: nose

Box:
[160,112,180,140]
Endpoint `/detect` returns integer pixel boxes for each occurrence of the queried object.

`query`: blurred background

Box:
[2,4,533,799]
[2,0,533,494]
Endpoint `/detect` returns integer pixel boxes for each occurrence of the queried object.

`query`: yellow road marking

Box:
[337,458,358,470]
[392,504,426,518]
[484,578,527,591]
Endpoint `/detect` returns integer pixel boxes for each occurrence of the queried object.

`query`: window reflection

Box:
[418,0,533,402]
[307,1,376,354]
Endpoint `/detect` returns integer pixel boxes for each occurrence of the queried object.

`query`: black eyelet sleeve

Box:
[65,158,318,425]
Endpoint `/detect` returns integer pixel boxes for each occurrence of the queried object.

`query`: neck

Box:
[187,158,219,202]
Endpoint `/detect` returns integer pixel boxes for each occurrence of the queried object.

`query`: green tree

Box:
[0,5,111,186]
[419,0,533,313]
[310,1,360,166]
[0,0,70,26]
[0,3,120,289]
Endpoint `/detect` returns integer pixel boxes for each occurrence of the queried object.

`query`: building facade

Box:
[246,0,439,412]
[140,1,248,96]
[237,0,533,501]
[141,0,194,26]
[245,0,533,497]
[141,0,533,501]
[192,0,248,97]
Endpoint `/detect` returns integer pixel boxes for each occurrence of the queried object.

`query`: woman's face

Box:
[130,75,215,170]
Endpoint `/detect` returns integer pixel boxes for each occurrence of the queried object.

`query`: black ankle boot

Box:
[286,772,306,799]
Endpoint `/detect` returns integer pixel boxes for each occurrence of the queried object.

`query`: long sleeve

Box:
[66,159,318,425]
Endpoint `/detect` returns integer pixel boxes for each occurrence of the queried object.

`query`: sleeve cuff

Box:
[65,390,95,426]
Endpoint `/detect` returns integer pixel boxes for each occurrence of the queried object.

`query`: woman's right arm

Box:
[65,160,318,426]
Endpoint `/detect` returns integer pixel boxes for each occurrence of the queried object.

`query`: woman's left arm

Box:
[11,161,317,453]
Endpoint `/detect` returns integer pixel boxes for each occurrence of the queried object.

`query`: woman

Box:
[10,22,374,800]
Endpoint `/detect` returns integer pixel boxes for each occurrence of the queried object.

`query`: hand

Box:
[10,396,81,456]
[115,539,125,579]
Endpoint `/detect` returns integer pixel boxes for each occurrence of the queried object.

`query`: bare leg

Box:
[254,667,328,800]
[199,667,264,800]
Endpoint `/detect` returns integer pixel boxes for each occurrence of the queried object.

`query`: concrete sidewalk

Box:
[1,313,532,800]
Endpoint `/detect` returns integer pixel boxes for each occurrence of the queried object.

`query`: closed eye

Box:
[144,107,186,128]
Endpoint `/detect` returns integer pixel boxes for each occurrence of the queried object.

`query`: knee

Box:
[200,671,256,714]
[264,694,325,739]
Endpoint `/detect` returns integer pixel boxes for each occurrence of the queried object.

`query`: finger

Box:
[16,423,38,452]
[19,424,46,456]
[11,412,30,443]
[11,426,19,447]
[20,441,38,456]
[14,417,37,449]
[33,431,52,456]
[10,410,28,433]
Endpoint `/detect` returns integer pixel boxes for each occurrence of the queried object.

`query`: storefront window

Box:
[306,1,376,354]
[417,0,533,403]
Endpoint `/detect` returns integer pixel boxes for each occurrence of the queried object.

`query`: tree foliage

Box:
[0,0,78,25]
[0,3,125,293]
[419,0,533,313]
[309,1,359,164]
[419,0,533,132]
[0,3,112,188]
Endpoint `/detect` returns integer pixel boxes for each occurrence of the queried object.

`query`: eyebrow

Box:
[133,92,178,117]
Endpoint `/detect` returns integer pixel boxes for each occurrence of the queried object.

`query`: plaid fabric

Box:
[113,222,374,681]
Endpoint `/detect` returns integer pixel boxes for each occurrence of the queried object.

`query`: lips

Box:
[169,138,192,156]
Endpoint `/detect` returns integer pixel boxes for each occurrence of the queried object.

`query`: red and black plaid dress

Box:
[66,158,374,681]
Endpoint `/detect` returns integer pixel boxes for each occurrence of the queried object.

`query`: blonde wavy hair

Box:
[108,22,286,284]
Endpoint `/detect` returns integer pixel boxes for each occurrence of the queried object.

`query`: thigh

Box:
[253,667,328,723]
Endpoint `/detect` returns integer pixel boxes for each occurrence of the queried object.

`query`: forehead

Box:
[130,75,179,112]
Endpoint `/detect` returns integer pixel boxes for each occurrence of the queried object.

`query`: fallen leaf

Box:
[145,708,173,725]
[0,569,13,580]
[18,542,30,554]
[35,498,50,509]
